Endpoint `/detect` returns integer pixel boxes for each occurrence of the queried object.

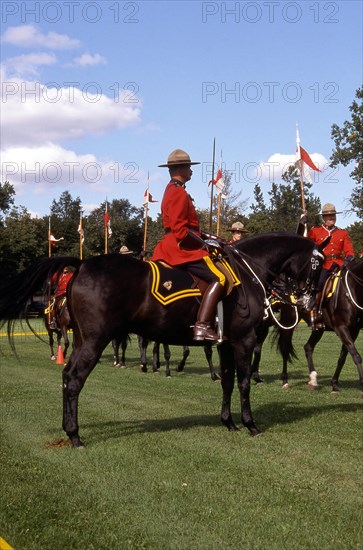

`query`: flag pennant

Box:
[77,224,84,244]
[213,168,227,199]
[104,211,112,237]
[49,233,64,247]
[143,188,158,205]
[295,128,322,183]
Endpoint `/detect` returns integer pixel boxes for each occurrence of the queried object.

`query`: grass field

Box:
[0,320,362,550]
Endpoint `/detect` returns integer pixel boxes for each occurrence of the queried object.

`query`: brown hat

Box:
[321,203,342,215]
[227,221,249,233]
[158,149,200,168]
[120,245,133,254]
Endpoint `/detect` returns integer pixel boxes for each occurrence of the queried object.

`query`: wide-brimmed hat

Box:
[321,203,342,215]
[158,149,200,168]
[227,221,249,233]
[120,245,133,254]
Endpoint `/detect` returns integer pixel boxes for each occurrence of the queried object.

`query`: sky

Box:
[1,0,362,228]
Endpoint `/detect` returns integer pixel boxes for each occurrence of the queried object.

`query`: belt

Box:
[164,226,197,234]
[326,254,342,260]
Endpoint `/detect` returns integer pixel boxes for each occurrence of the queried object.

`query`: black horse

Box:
[112,336,220,381]
[254,260,363,392]
[44,301,72,361]
[0,233,324,447]
[112,335,172,376]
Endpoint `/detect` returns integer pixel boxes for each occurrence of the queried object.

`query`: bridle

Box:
[226,242,324,314]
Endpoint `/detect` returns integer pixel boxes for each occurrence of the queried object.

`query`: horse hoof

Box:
[282,383,289,389]
[308,383,318,390]
[51,356,56,361]
[140,365,147,373]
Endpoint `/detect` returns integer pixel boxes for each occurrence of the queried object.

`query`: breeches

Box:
[181,257,226,286]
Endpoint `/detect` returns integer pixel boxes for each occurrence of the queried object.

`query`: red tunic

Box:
[308,225,355,269]
[151,180,209,266]
[51,272,73,297]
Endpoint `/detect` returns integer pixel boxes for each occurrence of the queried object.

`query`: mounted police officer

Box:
[306,203,355,329]
[151,149,226,343]
[227,221,249,243]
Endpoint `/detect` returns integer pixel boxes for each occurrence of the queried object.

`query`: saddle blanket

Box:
[148,259,240,306]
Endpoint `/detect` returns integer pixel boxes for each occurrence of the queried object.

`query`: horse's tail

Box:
[271,325,297,364]
[0,256,82,321]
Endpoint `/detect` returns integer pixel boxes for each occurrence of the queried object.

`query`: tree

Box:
[0,181,15,226]
[248,166,320,233]
[330,86,363,220]
[197,172,248,238]
[49,191,83,256]
[0,206,45,277]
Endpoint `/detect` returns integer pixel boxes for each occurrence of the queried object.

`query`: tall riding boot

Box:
[310,292,324,331]
[193,282,225,342]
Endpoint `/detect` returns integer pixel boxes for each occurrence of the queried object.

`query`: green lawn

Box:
[0,322,362,549]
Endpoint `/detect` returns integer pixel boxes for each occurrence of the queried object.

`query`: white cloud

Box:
[73,53,107,66]
[256,152,329,182]
[1,143,134,196]
[3,52,57,76]
[2,24,80,50]
[1,77,141,148]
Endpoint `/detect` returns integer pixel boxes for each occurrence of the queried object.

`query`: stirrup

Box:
[193,322,219,343]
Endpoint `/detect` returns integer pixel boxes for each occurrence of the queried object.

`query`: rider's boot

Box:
[310,292,325,331]
[193,282,225,343]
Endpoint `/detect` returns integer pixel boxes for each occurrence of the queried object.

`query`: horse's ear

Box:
[318,236,331,254]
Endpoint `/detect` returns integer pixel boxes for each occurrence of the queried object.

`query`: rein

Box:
[345,268,363,310]
[227,242,322,305]
[226,246,299,329]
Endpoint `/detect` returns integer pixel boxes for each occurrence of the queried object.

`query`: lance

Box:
[296,126,307,213]
[143,173,149,254]
[48,216,51,258]
[104,198,108,254]
[216,149,223,236]
[79,210,83,260]
[209,138,216,232]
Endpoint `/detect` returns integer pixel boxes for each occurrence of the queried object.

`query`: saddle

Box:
[320,270,341,311]
[44,296,67,315]
[148,259,240,306]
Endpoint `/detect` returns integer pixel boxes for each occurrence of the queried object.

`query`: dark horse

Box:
[112,335,172,376]
[113,336,220,381]
[44,301,72,361]
[253,259,363,392]
[0,233,324,447]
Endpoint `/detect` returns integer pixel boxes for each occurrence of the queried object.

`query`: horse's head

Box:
[273,237,325,310]
[231,233,325,311]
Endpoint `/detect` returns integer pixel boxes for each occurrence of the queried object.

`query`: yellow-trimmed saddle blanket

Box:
[147,259,240,306]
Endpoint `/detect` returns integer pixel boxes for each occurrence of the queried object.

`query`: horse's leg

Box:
[251,321,269,384]
[163,344,171,378]
[176,346,190,372]
[48,329,56,360]
[111,338,122,368]
[331,345,349,392]
[152,342,161,373]
[220,343,238,431]
[304,328,324,389]
[234,340,261,436]
[62,327,69,361]
[331,326,363,392]
[278,328,295,388]
[120,337,127,368]
[62,345,103,447]
[138,335,148,373]
[204,344,220,381]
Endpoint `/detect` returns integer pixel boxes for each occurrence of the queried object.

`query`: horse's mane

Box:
[232,232,310,254]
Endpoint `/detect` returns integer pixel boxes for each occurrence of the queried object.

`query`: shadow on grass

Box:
[80,400,362,444]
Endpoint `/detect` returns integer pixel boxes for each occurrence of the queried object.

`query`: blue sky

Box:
[1,0,362,228]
